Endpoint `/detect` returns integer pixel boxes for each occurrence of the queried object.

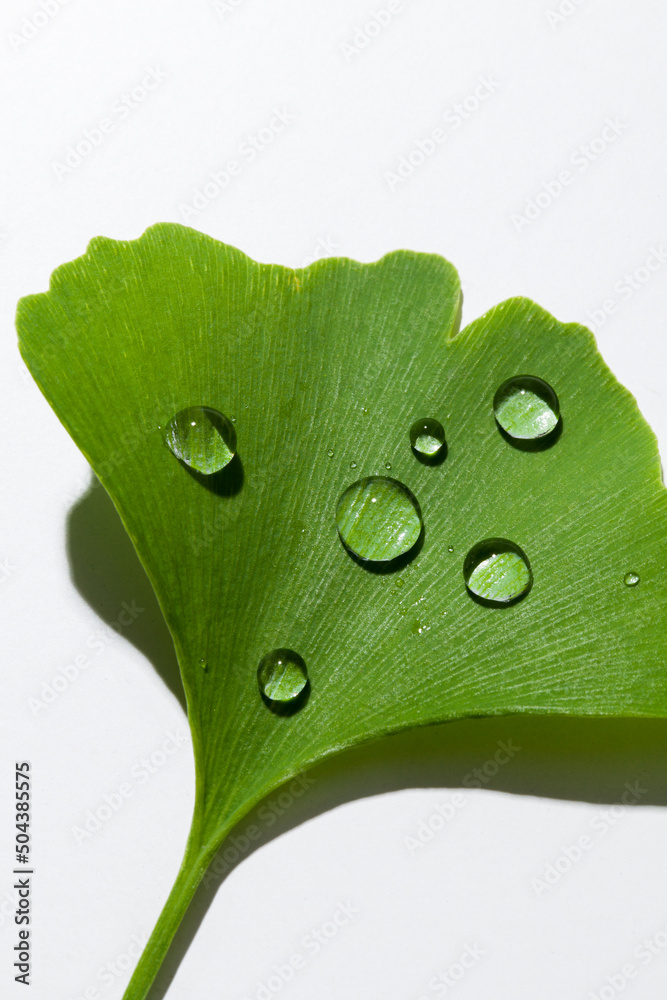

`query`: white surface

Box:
[3,1,667,997]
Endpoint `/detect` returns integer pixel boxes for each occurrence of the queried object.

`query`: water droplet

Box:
[350,461,357,469]
[336,476,422,562]
[257,649,308,708]
[447,546,454,553]
[464,538,532,606]
[411,620,430,635]
[395,578,404,589]
[385,462,392,470]
[231,415,237,422]
[361,406,369,415]
[327,448,334,458]
[624,571,640,587]
[493,376,560,441]
[165,406,236,475]
[410,417,446,458]
[198,658,208,672]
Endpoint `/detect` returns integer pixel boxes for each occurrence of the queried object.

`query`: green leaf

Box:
[16,223,667,998]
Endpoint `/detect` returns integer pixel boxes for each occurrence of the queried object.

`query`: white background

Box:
[3,1,667,998]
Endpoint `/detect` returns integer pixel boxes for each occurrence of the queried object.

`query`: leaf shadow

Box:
[180,451,244,496]
[66,478,186,712]
[64,478,667,998]
[411,441,448,466]
[145,714,667,1000]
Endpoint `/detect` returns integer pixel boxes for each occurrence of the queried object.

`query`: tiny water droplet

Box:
[624,571,640,587]
[257,649,308,707]
[464,538,532,606]
[165,406,236,475]
[327,448,334,457]
[231,415,237,422]
[410,417,446,458]
[411,620,430,635]
[447,545,454,553]
[395,578,404,589]
[361,406,369,415]
[350,461,357,469]
[199,658,208,672]
[336,476,422,562]
[493,376,560,441]
[385,462,392,470]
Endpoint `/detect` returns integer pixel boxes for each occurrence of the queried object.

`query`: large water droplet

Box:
[257,649,308,708]
[624,571,640,587]
[165,406,236,475]
[410,417,446,458]
[493,376,560,442]
[464,538,532,605]
[336,476,422,562]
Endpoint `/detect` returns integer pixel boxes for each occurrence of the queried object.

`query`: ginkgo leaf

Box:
[16,223,667,999]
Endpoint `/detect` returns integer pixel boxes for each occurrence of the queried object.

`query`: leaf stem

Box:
[121,833,212,1000]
